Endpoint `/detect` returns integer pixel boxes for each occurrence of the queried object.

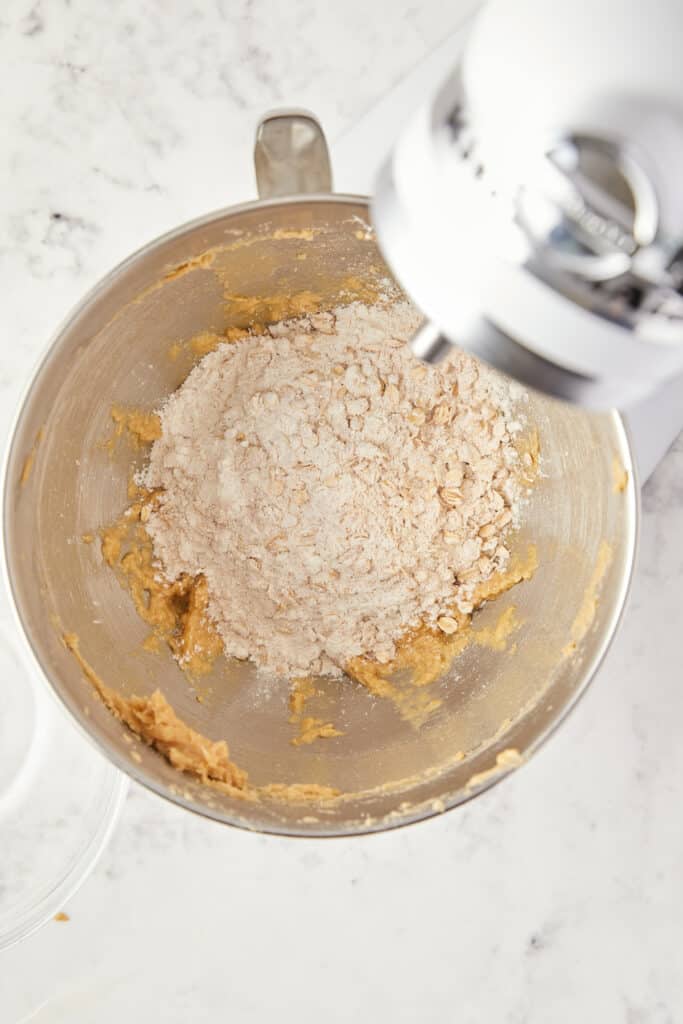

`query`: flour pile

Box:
[143,302,526,678]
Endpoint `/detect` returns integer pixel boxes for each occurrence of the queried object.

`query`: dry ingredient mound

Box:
[142,301,526,678]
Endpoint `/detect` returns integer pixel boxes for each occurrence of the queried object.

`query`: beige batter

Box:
[20,426,44,485]
[100,489,222,677]
[288,677,343,747]
[62,633,339,803]
[561,540,613,657]
[347,544,537,725]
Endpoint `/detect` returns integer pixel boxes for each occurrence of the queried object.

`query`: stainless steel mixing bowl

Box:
[2,114,638,836]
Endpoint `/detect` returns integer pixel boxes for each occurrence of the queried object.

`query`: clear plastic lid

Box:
[0,635,127,951]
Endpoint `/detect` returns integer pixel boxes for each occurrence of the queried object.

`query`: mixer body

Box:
[372,0,683,408]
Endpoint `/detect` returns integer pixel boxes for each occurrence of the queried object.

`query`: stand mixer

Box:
[2,0,681,947]
[372,0,683,418]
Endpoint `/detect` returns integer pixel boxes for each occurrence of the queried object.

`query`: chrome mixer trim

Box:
[442,78,683,346]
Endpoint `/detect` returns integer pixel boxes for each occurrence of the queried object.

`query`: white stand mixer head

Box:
[372,0,683,407]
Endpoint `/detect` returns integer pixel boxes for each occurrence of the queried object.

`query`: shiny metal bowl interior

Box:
[3,195,638,836]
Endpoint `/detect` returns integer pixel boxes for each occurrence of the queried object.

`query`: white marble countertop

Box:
[1,2,682,1021]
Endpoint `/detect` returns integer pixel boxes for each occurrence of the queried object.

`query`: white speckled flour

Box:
[143,302,525,678]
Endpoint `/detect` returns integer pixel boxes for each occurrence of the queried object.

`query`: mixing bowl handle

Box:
[254,110,333,198]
